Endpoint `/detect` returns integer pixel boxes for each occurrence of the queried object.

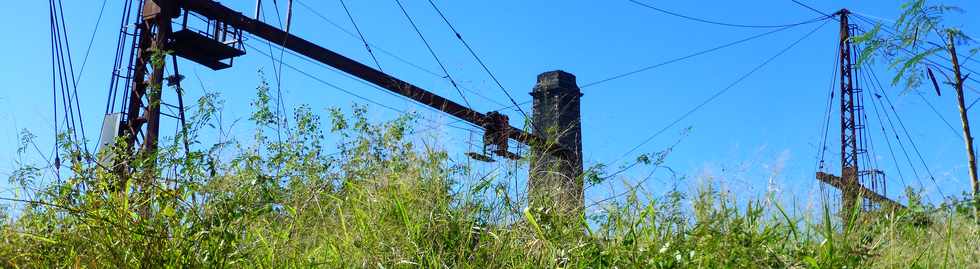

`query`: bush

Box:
[1,78,977,268]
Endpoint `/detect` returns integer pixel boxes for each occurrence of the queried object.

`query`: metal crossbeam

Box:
[176,0,570,157]
[817,172,905,209]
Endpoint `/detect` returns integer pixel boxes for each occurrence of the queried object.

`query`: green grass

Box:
[1,84,977,268]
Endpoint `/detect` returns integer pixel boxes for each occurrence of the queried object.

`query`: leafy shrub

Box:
[1,77,977,268]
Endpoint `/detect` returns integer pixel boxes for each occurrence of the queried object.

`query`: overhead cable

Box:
[581,18,830,88]
[392,0,474,110]
[628,0,830,29]
[292,0,510,108]
[867,65,948,199]
[425,0,532,121]
[75,0,109,85]
[339,0,384,71]
[617,19,831,164]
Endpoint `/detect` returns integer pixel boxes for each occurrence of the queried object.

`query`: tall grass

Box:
[1,81,977,268]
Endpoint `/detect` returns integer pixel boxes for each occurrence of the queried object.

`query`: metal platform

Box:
[170,29,245,70]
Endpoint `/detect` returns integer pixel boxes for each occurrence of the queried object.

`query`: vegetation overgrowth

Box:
[0,76,977,268]
[3,0,980,266]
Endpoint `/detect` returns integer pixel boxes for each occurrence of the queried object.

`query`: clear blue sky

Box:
[1,0,977,210]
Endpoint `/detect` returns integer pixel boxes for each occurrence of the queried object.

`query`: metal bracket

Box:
[467,111,521,162]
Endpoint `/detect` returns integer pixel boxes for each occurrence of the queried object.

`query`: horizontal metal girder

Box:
[177,0,541,146]
[816,172,905,209]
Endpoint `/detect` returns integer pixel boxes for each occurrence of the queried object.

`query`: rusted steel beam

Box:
[178,0,545,148]
[816,172,905,209]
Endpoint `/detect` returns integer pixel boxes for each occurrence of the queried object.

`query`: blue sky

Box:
[1,0,978,210]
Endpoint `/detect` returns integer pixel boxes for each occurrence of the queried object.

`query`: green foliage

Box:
[854,0,975,93]
[1,77,978,268]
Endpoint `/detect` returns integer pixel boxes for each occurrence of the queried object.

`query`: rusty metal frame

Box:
[177,0,566,157]
[815,10,904,213]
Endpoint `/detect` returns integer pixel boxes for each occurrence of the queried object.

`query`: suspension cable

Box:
[855,65,884,195]
[580,20,830,88]
[392,0,474,110]
[49,0,91,162]
[627,0,831,29]
[424,0,531,121]
[75,0,110,85]
[850,14,980,86]
[291,0,509,108]
[867,66,948,199]
[790,4,980,87]
[789,0,830,17]
[862,66,909,189]
[259,0,291,143]
[48,0,61,179]
[852,12,980,74]
[916,91,963,139]
[616,19,830,164]
[860,62,922,187]
[339,0,383,71]
[54,0,81,144]
[814,42,839,173]
[869,78,926,192]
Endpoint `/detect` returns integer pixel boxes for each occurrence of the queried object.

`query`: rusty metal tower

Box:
[105,0,246,182]
[102,0,576,202]
[816,9,901,214]
[838,9,866,213]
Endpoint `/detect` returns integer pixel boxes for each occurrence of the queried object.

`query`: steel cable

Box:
[616,19,831,164]
[628,0,831,29]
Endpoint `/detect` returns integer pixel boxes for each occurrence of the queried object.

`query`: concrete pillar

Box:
[528,70,583,215]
